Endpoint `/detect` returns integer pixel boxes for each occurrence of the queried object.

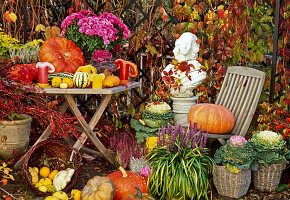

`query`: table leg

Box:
[64,94,117,166]
[73,94,112,151]
[14,101,69,169]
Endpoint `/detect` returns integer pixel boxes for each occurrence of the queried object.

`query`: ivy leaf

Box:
[249,53,256,64]
[261,23,271,32]
[255,25,262,36]
[145,42,158,56]
[255,51,264,63]
[260,16,273,23]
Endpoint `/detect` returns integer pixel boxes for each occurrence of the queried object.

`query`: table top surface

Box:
[36,82,141,95]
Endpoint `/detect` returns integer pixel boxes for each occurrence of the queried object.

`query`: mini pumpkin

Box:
[81,176,116,200]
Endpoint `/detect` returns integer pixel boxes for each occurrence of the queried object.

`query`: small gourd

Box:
[76,65,97,74]
[73,72,90,88]
[81,176,116,200]
[103,75,120,88]
[60,82,68,89]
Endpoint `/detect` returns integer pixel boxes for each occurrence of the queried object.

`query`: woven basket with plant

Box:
[22,139,82,196]
[249,131,289,192]
[214,136,256,199]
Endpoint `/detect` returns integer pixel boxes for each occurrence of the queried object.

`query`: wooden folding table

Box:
[14,82,140,169]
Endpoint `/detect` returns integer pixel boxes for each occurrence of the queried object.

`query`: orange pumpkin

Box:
[39,37,85,73]
[107,167,148,200]
[187,103,235,134]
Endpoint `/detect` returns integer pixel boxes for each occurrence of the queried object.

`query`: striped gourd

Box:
[48,72,74,81]
[73,72,90,88]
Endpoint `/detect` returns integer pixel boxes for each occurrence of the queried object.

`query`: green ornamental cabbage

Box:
[214,136,257,173]
[249,131,289,167]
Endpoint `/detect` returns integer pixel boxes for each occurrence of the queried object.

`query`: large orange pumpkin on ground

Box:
[39,37,85,73]
[107,167,148,200]
[187,103,235,134]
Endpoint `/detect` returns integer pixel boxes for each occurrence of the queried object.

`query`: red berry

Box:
[282,135,286,140]
[276,126,281,130]
[269,125,273,130]
[286,118,290,123]
[286,129,290,135]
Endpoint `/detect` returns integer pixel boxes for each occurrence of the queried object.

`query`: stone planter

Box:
[0,114,32,159]
[213,165,251,199]
[171,96,198,126]
[253,163,286,192]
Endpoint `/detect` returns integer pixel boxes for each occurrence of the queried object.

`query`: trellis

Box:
[20,0,282,107]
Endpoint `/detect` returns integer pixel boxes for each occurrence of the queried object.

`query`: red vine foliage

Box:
[0,57,77,139]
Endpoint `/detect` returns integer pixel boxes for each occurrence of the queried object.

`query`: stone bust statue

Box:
[162,32,207,97]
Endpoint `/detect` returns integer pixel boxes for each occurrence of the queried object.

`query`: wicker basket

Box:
[22,139,82,196]
[253,163,286,192]
[213,165,251,199]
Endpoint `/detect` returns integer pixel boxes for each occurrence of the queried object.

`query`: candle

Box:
[92,74,105,89]
[36,62,55,88]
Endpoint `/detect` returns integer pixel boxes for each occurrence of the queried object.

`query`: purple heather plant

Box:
[110,135,146,168]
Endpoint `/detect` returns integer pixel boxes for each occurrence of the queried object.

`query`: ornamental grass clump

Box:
[61,10,130,59]
[249,131,289,167]
[146,123,214,200]
[214,136,257,173]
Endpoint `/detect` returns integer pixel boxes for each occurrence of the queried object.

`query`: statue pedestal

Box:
[171,96,198,126]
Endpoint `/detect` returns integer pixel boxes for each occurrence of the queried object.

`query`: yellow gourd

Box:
[71,189,81,200]
[103,75,120,88]
[62,78,74,88]
[45,196,60,200]
[28,167,39,184]
[48,169,59,180]
[51,77,62,88]
[53,191,69,200]
[60,82,68,89]
[76,65,97,74]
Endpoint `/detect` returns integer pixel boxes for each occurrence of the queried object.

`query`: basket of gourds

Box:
[22,138,82,196]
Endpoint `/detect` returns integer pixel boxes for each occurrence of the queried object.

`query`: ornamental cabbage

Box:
[214,136,257,173]
[249,130,289,167]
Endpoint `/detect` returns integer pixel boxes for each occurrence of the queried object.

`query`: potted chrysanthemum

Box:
[249,130,289,192]
[213,136,257,199]
[61,10,130,60]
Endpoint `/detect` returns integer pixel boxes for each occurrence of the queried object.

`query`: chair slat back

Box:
[215,66,265,137]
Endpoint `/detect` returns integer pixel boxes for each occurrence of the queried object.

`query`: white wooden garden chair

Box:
[207,66,266,144]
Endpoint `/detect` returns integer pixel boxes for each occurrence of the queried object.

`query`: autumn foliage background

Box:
[0,0,289,139]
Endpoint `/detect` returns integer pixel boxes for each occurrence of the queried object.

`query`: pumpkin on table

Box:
[187,103,235,134]
[107,167,148,200]
[81,176,116,200]
[39,37,85,73]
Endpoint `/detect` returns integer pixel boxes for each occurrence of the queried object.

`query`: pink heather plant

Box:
[139,166,151,178]
[91,50,113,62]
[61,10,130,59]
[230,136,247,147]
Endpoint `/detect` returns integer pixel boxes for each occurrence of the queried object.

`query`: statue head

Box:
[173,32,199,62]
